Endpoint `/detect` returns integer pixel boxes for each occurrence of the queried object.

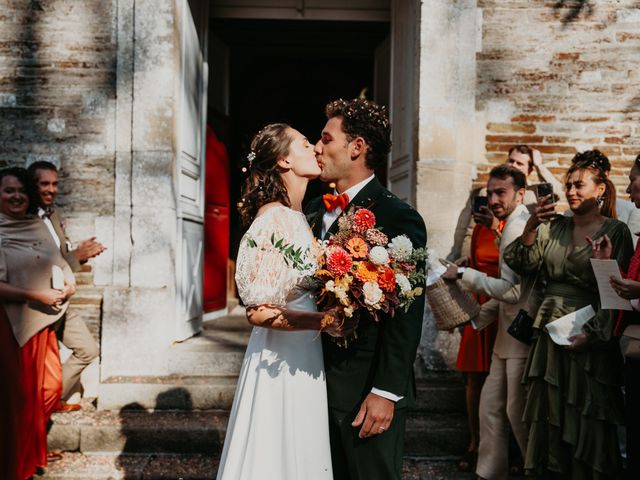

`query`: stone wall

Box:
[0,0,117,222]
[476,0,640,192]
[0,0,117,343]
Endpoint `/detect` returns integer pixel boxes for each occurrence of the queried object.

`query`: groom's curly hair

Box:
[325,98,392,170]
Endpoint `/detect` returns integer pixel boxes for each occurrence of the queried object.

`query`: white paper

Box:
[590,258,633,311]
[426,264,447,287]
[545,305,595,345]
[51,265,64,290]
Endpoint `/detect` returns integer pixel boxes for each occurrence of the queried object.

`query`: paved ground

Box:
[36,452,474,480]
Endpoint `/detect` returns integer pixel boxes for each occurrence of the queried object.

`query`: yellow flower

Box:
[354,261,379,283]
[346,237,369,259]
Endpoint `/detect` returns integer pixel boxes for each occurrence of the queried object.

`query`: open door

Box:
[387,0,418,205]
[175,0,208,341]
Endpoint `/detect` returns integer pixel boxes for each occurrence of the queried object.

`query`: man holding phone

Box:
[443,165,540,480]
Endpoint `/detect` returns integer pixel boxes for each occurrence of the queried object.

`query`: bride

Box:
[217,123,351,480]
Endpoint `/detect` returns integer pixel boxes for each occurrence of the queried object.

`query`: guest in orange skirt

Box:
[454,222,501,472]
[0,167,75,480]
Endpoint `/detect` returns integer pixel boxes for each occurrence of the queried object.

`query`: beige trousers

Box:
[56,309,99,400]
[476,354,528,480]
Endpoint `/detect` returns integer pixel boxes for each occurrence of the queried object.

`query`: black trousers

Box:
[328,406,406,480]
[626,358,640,479]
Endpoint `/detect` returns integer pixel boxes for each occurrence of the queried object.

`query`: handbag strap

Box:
[520,261,543,307]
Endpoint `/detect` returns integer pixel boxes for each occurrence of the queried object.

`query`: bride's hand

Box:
[322,307,358,337]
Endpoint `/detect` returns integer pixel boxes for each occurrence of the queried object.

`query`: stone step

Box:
[49,403,466,457]
[71,287,103,305]
[97,373,465,413]
[167,316,252,377]
[97,376,239,411]
[414,371,465,414]
[35,452,473,480]
[35,452,218,480]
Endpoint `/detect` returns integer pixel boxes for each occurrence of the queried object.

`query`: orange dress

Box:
[456,224,500,373]
[0,305,62,480]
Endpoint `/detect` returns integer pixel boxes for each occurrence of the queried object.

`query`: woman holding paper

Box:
[504,150,633,479]
[0,167,75,479]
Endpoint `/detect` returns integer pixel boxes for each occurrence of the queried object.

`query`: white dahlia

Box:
[368,246,390,266]
[362,281,383,306]
[388,235,413,261]
[395,273,412,293]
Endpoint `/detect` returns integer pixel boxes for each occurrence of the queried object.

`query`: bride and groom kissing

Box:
[216,98,427,480]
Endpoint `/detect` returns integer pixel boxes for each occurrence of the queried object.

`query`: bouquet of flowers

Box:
[313,207,427,345]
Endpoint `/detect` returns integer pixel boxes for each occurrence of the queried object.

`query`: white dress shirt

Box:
[38,207,61,248]
[321,175,375,238]
[321,174,403,403]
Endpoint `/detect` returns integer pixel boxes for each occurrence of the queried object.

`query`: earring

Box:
[597,195,604,208]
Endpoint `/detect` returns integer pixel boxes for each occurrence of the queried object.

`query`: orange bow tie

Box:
[322,193,350,212]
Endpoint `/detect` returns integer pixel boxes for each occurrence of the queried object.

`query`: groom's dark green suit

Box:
[305,177,427,480]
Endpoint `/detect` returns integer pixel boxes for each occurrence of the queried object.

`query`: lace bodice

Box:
[235,205,317,307]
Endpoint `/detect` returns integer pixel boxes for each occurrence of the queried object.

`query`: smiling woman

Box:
[503,150,634,478]
[0,167,76,479]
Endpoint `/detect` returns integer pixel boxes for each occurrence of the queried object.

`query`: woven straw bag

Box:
[427,277,480,331]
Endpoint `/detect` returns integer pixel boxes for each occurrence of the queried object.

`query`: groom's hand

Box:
[351,392,394,439]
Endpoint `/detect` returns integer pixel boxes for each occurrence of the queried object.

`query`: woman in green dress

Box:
[503,150,634,479]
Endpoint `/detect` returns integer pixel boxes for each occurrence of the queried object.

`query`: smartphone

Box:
[536,182,554,201]
[473,196,488,214]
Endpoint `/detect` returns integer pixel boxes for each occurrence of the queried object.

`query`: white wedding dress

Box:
[217,205,333,480]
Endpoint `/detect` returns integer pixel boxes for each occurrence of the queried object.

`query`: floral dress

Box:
[217,205,333,480]
[504,216,633,479]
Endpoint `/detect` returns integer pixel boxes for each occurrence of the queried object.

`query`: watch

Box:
[457,267,466,280]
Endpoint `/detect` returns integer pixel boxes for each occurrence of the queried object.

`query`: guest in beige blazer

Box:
[444,165,540,480]
[28,161,106,411]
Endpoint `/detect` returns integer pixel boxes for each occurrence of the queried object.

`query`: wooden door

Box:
[388,0,418,205]
[176,0,208,341]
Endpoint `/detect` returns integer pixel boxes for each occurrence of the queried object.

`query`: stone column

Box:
[100,0,179,378]
[415,0,483,370]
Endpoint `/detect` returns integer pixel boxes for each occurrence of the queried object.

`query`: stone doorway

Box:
[204,17,392,314]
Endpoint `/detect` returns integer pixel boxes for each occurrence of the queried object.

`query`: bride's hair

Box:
[238,123,294,225]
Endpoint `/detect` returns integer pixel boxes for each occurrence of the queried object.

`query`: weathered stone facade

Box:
[477,0,640,193]
[416,0,640,370]
[2,0,640,378]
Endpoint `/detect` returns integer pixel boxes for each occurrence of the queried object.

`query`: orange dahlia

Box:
[346,237,369,259]
[354,261,378,283]
[352,208,376,233]
[378,267,397,292]
[326,248,353,276]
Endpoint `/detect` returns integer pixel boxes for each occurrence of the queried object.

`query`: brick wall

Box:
[0,0,117,342]
[477,1,640,196]
[0,0,116,216]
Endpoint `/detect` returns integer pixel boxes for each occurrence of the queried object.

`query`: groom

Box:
[306,98,427,480]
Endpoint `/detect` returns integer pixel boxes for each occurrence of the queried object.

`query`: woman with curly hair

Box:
[217,124,352,480]
[504,150,633,479]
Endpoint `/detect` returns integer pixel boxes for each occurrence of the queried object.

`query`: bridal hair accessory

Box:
[242,151,256,174]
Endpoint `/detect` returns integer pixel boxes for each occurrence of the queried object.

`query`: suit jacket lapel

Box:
[325,177,384,239]
[306,202,326,240]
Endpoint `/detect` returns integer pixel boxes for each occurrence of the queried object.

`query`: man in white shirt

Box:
[443,164,539,480]
[28,161,106,411]
[306,98,427,480]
